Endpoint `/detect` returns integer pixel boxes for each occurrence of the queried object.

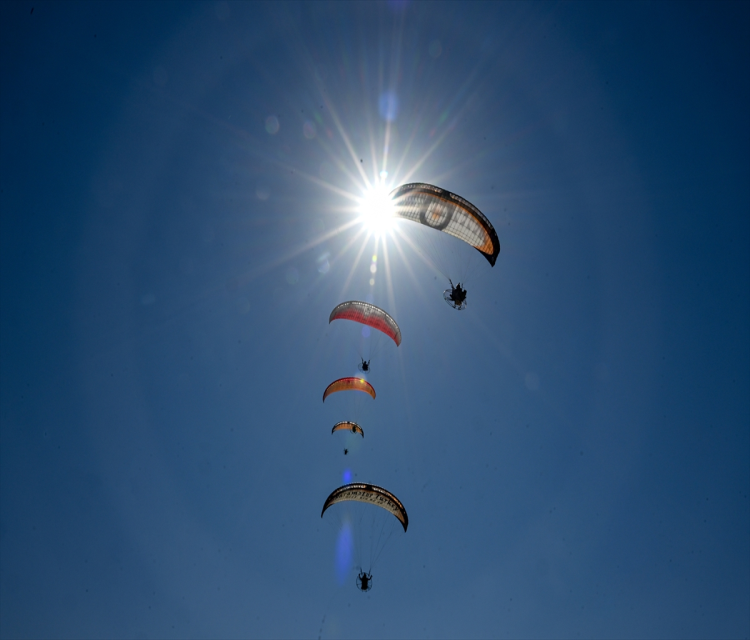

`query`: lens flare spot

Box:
[303,120,316,139]
[265,115,280,134]
[379,91,399,121]
[317,252,331,274]
[285,268,299,285]
[343,468,352,483]
[361,325,370,338]
[335,519,353,585]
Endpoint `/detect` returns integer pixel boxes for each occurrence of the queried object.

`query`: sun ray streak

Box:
[314,136,374,198]
[381,236,399,329]
[390,225,446,280]
[238,218,361,288]
[399,117,460,185]
[327,226,369,271]
[291,164,368,204]
[389,232,436,309]
[285,30,372,191]
[392,52,490,185]
[339,232,372,300]
[369,128,381,180]
[314,86,372,189]
[391,108,429,181]
[381,9,407,174]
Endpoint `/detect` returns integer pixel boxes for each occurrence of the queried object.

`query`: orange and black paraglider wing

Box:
[389,182,500,266]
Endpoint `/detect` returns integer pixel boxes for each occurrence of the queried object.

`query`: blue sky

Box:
[1,2,748,638]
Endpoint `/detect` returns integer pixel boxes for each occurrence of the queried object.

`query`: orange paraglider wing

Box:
[322,377,376,402]
[332,421,365,437]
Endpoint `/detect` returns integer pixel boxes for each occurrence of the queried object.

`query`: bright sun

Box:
[358,181,395,236]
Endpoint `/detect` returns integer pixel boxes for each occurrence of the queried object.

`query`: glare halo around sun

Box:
[358,180,395,237]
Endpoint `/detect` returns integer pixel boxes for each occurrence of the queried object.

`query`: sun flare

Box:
[358,180,395,237]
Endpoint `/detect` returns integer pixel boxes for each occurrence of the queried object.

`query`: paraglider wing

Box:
[323,377,376,402]
[389,183,500,266]
[329,301,402,347]
[321,483,408,532]
[332,421,365,437]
